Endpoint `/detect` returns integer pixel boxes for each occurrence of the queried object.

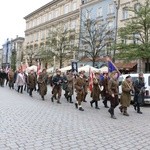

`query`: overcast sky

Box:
[0,0,51,48]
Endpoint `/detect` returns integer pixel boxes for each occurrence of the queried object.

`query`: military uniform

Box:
[66,73,74,103]
[90,77,101,109]
[74,73,86,111]
[101,74,109,108]
[51,72,63,104]
[27,72,37,97]
[120,76,133,116]
[8,70,15,89]
[38,71,48,100]
[108,73,119,119]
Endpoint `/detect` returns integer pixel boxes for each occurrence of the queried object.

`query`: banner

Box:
[71,61,78,74]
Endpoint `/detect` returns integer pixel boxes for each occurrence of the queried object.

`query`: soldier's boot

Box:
[133,102,137,110]
[41,96,44,100]
[137,104,142,114]
[79,106,84,111]
[109,108,116,119]
[95,101,100,109]
[51,96,54,102]
[57,99,61,104]
[75,103,78,109]
[90,100,95,107]
[123,107,129,116]
[103,100,109,108]
[119,106,123,113]
[69,96,73,103]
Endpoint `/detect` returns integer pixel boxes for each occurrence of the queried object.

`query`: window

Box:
[107,21,114,30]
[36,32,39,41]
[71,20,76,29]
[122,7,128,19]
[72,2,77,11]
[108,4,114,14]
[64,4,69,14]
[134,3,141,12]
[49,12,52,20]
[97,7,103,17]
[55,9,59,18]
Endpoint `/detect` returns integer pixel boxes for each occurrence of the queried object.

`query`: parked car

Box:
[118,73,150,104]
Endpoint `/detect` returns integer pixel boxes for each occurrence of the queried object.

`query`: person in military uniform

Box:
[119,75,134,116]
[90,72,102,109]
[108,71,119,119]
[66,70,74,103]
[101,73,109,108]
[27,70,37,97]
[83,71,89,102]
[74,71,86,111]
[8,69,15,89]
[37,69,48,100]
[51,70,63,104]
[133,73,145,114]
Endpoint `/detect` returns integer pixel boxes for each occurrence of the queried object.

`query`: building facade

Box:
[24,0,81,69]
[2,39,12,68]
[0,48,2,67]
[11,36,25,70]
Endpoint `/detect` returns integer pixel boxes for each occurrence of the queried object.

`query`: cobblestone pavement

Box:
[0,85,150,150]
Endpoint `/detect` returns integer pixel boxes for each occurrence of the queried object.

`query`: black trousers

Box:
[109,95,119,115]
[18,85,23,93]
[29,88,34,96]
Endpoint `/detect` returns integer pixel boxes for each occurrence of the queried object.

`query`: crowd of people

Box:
[0,68,145,119]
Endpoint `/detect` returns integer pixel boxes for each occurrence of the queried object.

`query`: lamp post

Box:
[113,0,120,63]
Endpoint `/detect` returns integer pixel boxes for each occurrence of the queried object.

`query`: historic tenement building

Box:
[24,0,81,68]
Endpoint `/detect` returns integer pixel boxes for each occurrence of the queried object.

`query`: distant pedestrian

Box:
[8,69,15,89]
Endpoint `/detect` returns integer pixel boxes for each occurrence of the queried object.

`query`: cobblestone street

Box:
[0,86,150,150]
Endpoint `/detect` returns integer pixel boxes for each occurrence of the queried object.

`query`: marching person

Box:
[133,73,145,114]
[8,69,15,89]
[101,73,109,108]
[16,69,25,93]
[74,71,86,111]
[119,75,134,116]
[51,70,63,104]
[66,70,74,103]
[90,72,101,109]
[37,69,48,100]
[27,70,37,97]
[108,71,119,119]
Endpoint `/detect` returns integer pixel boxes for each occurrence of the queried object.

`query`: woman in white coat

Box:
[16,70,25,93]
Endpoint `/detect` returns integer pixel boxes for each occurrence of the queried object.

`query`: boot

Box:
[119,106,123,113]
[41,96,44,100]
[103,100,109,108]
[79,106,84,111]
[75,103,78,109]
[51,96,54,102]
[123,107,129,116]
[137,104,142,114]
[133,103,137,110]
[95,101,100,109]
[57,99,61,104]
[90,100,95,107]
[69,96,73,103]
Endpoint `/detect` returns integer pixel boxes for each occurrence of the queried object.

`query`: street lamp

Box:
[113,0,120,62]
